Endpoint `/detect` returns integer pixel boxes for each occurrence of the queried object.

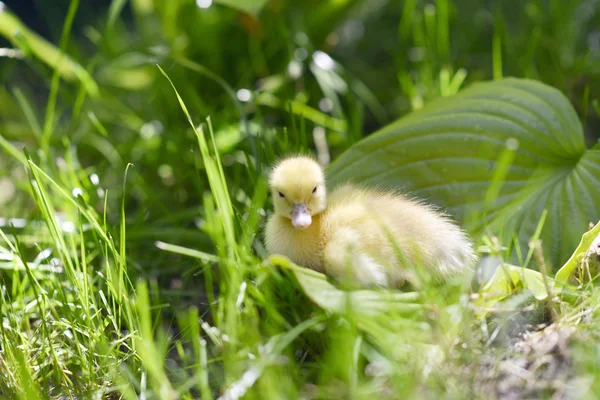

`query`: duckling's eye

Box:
[312,186,317,194]
[278,191,285,198]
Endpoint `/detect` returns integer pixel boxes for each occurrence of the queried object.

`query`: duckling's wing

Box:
[322,225,390,288]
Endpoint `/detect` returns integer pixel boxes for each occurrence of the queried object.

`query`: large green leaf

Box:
[268,255,425,317]
[267,255,432,344]
[327,78,600,269]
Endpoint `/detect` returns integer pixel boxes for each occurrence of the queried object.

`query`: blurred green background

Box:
[2,0,600,397]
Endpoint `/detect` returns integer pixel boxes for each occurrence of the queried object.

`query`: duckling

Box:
[265,155,476,288]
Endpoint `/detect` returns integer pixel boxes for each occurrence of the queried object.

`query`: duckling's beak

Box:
[292,203,311,229]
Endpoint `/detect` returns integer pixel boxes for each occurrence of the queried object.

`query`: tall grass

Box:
[1,0,600,398]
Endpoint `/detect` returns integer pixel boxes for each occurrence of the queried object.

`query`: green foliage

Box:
[477,263,550,309]
[1,0,600,398]
[268,254,428,328]
[0,6,98,96]
[475,220,600,316]
[328,78,600,270]
[556,220,600,287]
[212,0,270,16]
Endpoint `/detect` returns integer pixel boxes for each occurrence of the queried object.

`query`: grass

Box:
[1,0,600,398]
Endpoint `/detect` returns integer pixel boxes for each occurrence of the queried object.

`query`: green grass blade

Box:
[0,8,98,96]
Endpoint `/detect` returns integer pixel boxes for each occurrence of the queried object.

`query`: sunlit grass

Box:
[0,0,600,398]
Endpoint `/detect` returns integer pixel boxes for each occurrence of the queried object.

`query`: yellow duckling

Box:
[265,155,476,288]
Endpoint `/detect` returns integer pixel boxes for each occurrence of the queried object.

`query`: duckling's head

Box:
[269,156,326,230]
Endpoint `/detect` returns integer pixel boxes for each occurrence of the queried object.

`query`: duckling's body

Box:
[266,212,325,272]
[265,156,476,288]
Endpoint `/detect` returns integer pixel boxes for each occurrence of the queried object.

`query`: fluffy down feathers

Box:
[265,156,476,288]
